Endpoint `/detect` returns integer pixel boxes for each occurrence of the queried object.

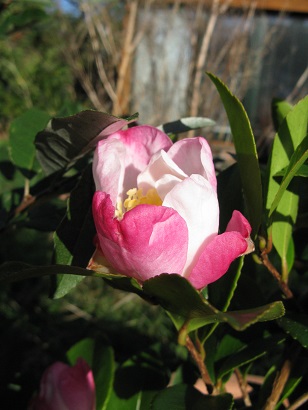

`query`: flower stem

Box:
[186,336,213,394]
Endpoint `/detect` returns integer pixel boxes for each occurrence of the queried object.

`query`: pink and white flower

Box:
[89,125,254,290]
[30,358,95,410]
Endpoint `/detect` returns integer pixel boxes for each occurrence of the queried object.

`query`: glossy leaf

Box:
[9,108,50,178]
[35,110,138,175]
[266,96,308,279]
[151,385,233,410]
[143,274,285,332]
[157,117,215,134]
[269,136,308,217]
[53,166,96,298]
[207,73,262,238]
[277,313,308,349]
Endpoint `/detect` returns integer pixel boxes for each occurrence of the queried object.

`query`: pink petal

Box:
[163,175,219,276]
[32,359,95,410]
[60,359,95,410]
[93,191,188,282]
[188,231,249,289]
[93,126,172,205]
[226,210,252,238]
[167,137,217,190]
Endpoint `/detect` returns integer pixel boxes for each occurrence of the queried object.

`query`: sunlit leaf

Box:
[271,98,292,131]
[9,108,50,178]
[269,136,308,217]
[207,73,262,238]
[265,96,308,279]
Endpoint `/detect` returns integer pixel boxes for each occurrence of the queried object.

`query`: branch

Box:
[186,336,213,394]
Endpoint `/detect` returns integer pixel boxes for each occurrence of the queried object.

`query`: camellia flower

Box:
[88,125,254,290]
[30,358,95,410]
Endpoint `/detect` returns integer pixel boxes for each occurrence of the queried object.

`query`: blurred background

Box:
[0,0,307,151]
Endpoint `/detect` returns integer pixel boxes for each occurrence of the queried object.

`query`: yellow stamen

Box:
[115,187,162,219]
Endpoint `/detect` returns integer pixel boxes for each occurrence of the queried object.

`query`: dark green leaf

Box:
[274,164,308,178]
[269,136,308,217]
[277,313,308,348]
[207,73,262,238]
[271,98,293,131]
[0,261,95,284]
[35,110,138,175]
[157,117,215,134]
[9,108,50,177]
[151,385,233,410]
[53,166,96,298]
[216,335,285,379]
[217,163,243,232]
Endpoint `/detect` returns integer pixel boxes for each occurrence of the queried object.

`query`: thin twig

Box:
[186,335,213,394]
[263,358,292,410]
[234,368,252,407]
[288,393,308,410]
[261,253,293,299]
[189,0,220,133]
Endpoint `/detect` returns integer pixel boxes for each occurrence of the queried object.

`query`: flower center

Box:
[115,188,162,219]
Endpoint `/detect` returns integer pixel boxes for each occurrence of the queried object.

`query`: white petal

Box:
[138,150,186,194]
[167,137,217,190]
[163,174,219,275]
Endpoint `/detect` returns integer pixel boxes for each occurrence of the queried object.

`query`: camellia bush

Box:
[1,74,308,409]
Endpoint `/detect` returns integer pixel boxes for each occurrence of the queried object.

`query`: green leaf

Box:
[53,166,96,298]
[217,164,243,232]
[265,96,308,279]
[106,359,167,410]
[157,117,215,134]
[271,98,293,131]
[67,338,95,367]
[216,335,285,379]
[93,344,115,410]
[35,110,138,175]
[277,313,308,348]
[9,108,50,178]
[207,73,262,238]
[269,136,308,217]
[151,385,233,410]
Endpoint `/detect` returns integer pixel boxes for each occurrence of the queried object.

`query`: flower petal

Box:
[188,231,249,289]
[226,210,252,238]
[167,137,217,190]
[93,191,188,282]
[163,174,219,276]
[93,125,172,205]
